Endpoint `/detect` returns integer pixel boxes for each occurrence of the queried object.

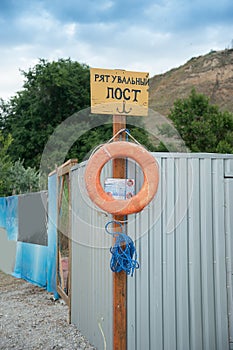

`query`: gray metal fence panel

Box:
[226,178,233,346]
[71,162,113,350]
[225,159,233,177]
[127,154,231,350]
[213,159,228,349]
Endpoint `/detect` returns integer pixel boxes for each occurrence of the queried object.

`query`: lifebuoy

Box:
[85,141,159,215]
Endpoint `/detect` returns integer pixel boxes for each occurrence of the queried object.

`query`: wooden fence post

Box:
[113,115,127,350]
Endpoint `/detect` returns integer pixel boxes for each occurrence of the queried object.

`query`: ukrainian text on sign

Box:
[90,68,149,116]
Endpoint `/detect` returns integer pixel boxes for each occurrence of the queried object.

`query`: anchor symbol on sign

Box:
[117,101,132,114]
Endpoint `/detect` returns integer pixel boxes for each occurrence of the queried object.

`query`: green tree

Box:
[8,160,40,195]
[0,130,41,196]
[1,59,166,175]
[169,89,233,153]
[0,132,13,196]
[2,59,90,169]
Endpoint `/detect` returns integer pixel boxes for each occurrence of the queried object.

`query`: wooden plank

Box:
[57,159,78,176]
[58,249,65,290]
[113,115,127,350]
[57,285,70,306]
[59,159,78,169]
[50,159,77,177]
[58,176,65,214]
[56,159,78,323]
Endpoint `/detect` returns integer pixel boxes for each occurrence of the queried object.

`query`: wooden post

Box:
[113,115,127,350]
[56,159,78,323]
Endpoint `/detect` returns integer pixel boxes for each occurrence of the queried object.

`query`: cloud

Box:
[0,0,233,99]
[145,0,233,32]
[41,0,150,24]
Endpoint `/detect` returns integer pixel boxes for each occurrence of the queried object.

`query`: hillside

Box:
[149,49,233,116]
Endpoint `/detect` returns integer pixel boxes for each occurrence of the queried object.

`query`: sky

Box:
[0,0,233,100]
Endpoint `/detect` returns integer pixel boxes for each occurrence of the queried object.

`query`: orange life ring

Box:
[85,141,159,215]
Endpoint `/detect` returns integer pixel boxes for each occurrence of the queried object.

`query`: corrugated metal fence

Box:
[71,162,113,349]
[71,153,233,350]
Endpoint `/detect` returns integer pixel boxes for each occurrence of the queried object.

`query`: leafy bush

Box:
[8,160,40,195]
[169,88,233,153]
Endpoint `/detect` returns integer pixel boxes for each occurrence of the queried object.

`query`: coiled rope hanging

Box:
[105,221,139,277]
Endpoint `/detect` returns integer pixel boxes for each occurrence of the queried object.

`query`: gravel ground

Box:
[0,271,96,350]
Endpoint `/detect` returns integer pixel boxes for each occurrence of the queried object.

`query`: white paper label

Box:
[104,178,135,200]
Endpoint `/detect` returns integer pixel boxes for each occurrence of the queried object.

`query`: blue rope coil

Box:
[105,221,139,277]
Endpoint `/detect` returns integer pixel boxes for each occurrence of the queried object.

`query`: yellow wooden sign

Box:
[90,68,149,116]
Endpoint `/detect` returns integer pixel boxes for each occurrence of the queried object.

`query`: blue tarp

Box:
[5,196,18,241]
[13,242,48,287]
[0,197,6,228]
[0,183,58,297]
[0,196,18,240]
